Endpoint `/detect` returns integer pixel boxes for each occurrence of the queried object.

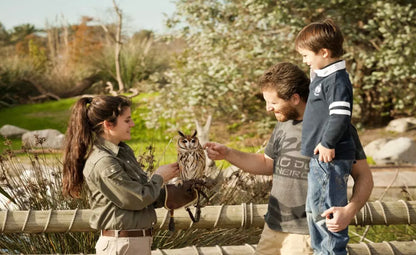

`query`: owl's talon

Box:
[186,207,197,222]
[175,179,184,187]
[168,217,175,232]
[195,207,201,222]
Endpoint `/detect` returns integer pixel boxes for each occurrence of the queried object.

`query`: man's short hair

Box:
[258,62,309,102]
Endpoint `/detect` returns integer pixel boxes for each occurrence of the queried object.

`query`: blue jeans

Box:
[306,158,353,255]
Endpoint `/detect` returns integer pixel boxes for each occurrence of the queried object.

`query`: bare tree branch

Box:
[127,88,140,98]
[58,73,101,98]
[106,81,118,96]
[112,0,125,93]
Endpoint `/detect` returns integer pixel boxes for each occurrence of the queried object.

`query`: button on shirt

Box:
[83,138,164,230]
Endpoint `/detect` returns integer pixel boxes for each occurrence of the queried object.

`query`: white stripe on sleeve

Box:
[329,101,350,109]
[329,109,351,116]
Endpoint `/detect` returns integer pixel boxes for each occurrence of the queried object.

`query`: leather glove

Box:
[164,181,199,210]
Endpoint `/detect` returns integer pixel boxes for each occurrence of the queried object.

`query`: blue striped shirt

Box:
[301,60,355,160]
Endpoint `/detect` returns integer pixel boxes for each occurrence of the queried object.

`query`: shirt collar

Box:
[314,60,346,78]
[96,137,120,155]
[292,119,303,125]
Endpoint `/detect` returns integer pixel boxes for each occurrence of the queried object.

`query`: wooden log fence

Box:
[0,201,415,233]
[1,201,415,255]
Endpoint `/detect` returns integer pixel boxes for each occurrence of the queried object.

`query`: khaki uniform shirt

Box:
[83,138,164,230]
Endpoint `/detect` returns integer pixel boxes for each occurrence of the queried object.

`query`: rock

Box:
[0,124,29,138]
[363,138,390,158]
[372,137,416,165]
[386,117,416,133]
[22,129,65,149]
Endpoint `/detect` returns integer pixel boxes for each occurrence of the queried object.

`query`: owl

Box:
[167,130,207,231]
[177,130,206,185]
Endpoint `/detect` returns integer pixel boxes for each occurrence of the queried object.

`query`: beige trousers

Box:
[95,235,152,255]
[255,223,313,255]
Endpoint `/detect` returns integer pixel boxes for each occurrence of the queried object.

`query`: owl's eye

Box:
[182,140,188,143]
[191,139,196,143]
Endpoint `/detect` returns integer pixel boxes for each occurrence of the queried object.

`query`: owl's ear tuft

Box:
[192,130,197,137]
[178,130,185,137]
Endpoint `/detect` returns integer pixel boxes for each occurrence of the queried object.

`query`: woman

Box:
[62,95,179,254]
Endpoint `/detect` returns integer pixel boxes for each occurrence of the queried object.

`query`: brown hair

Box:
[258,62,309,103]
[62,95,132,198]
[295,18,344,58]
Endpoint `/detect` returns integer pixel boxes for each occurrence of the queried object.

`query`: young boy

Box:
[295,19,355,255]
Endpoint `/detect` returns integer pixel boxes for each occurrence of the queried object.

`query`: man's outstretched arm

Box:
[204,142,273,175]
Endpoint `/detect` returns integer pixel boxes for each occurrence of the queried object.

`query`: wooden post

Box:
[352,200,416,226]
[347,241,416,255]
[0,209,91,233]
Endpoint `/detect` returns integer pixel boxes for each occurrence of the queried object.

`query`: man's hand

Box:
[204,142,230,160]
[314,143,335,163]
[321,206,354,232]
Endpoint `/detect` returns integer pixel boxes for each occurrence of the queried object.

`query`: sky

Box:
[0,0,176,34]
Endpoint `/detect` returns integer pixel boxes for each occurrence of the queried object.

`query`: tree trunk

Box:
[113,0,124,93]
[59,73,101,98]
[46,24,56,61]
[194,115,212,146]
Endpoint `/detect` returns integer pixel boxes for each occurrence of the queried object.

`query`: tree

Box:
[111,0,125,93]
[9,24,38,44]
[69,16,104,64]
[347,1,416,125]
[0,22,10,46]
[147,0,296,130]
[99,0,125,93]
[150,0,416,128]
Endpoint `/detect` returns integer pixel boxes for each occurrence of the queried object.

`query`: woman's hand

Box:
[154,162,180,183]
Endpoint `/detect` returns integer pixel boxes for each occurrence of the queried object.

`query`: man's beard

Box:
[275,105,299,122]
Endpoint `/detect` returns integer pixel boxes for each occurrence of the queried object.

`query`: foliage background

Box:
[1,0,415,129]
[145,0,416,129]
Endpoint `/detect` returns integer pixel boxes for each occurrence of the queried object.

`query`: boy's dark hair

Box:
[295,18,344,58]
[259,62,309,103]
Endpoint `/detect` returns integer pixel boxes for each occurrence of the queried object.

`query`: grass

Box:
[350,225,416,243]
[0,98,76,132]
[0,94,179,162]
[0,98,76,152]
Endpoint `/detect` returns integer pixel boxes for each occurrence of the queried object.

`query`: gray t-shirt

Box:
[264,120,310,234]
[264,120,366,234]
